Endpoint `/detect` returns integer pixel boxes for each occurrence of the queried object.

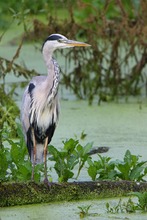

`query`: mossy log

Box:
[0,181,147,207]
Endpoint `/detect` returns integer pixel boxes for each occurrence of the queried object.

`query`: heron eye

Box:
[58,39,67,43]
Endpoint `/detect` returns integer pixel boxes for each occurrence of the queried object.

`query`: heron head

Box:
[42,33,90,53]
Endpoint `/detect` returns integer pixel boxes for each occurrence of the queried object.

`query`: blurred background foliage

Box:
[0,0,147,139]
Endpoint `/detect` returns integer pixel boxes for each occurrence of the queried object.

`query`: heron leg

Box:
[44,137,48,183]
[31,128,36,180]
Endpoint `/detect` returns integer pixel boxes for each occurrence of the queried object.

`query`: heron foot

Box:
[43,178,61,188]
[43,178,54,188]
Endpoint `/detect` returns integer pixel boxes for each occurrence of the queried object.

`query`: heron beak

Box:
[65,40,91,47]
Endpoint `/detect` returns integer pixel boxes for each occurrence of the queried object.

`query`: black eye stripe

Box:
[45,35,63,42]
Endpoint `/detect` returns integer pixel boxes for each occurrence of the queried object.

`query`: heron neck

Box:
[44,58,60,104]
[42,49,60,103]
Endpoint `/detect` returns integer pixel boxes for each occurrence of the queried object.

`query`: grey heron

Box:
[21,33,90,183]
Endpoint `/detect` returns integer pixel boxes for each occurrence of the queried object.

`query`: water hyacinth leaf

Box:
[63,138,79,153]
[83,142,93,156]
[130,164,146,181]
[88,165,97,181]
[67,155,79,170]
[17,162,32,181]
[49,145,61,160]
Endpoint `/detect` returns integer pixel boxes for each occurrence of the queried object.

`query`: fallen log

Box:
[0,181,147,207]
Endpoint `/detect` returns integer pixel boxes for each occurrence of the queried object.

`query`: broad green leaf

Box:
[49,145,60,160]
[83,142,93,155]
[130,166,144,181]
[88,165,97,181]
[63,138,78,153]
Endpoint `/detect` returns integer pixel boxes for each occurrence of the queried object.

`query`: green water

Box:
[1,197,147,220]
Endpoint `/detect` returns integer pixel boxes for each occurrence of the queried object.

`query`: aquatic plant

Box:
[78,205,92,218]
[106,192,147,213]
[87,150,147,181]
[88,154,117,181]
[49,139,92,182]
[115,150,147,181]
[106,198,136,214]
[130,192,147,212]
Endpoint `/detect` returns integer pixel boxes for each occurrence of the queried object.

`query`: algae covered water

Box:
[1,197,147,220]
